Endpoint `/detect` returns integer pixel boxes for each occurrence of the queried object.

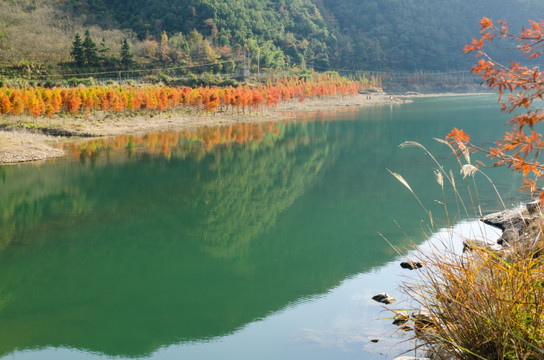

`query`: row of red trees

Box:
[0,74,376,118]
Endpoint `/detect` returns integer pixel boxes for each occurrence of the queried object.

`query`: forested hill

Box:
[316,0,544,71]
[1,0,544,74]
[71,0,544,71]
[71,0,334,69]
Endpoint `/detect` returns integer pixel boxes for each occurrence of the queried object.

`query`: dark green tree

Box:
[82,29,99,66]
[70,33,85,67]
[120,38,133,68]
[98,37,114,66]
[99,38,110,57]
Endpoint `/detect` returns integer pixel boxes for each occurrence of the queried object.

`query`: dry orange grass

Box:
[391,140,544,359]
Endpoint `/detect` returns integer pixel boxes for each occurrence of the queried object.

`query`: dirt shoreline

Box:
[0,92,487,165]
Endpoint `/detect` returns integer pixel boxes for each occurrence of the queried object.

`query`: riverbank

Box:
[0,92,481,164]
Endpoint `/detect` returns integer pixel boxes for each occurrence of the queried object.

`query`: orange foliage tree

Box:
[457,17,544,200]
[0,94,11,114]
[0,73,376,119]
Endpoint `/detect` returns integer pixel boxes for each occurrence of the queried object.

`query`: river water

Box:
[0,95,524,359]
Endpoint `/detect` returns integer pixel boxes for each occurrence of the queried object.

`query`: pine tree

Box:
[82,29,99,66]
[70,33,85,67]
[99,38,110,60]
[120,38,133,68]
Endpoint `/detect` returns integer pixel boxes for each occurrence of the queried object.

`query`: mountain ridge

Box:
[1,0,543,76]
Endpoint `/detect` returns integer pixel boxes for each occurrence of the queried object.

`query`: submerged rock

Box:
[372,292,396,304]
[412,308,435,335]
[393,311,409,325]
[412,309,433,325]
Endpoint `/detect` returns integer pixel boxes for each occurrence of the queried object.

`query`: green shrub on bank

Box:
[160,72,239,88]
[67,77,95,87]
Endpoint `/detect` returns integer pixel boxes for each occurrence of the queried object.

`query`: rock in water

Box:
[392,311,409,325]
[481,203,543,247]
[526,200,541,214]
[412,309,433,325]
[481,208,525,231]
[462,239,501,253]
[412,308,435,335]
[400,260,423,270]
[372,293,396,304]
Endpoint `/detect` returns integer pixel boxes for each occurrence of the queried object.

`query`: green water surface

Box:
[0,95,523,359]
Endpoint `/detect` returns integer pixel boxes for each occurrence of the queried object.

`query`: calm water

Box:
[0,95,524,360]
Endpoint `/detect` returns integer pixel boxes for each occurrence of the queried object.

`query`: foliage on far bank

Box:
[0,73,375,118]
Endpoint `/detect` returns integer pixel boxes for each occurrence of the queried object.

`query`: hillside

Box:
[0,0,543,79]
[75,0,333,68]
[316,0,544,71]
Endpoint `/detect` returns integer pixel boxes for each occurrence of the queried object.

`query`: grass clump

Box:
[391,140,544,359]
[405,236,544,359]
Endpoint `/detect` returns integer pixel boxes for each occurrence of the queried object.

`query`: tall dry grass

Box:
[390,139,544,359]
[405,237,544,359]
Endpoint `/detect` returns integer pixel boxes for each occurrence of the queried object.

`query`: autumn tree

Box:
[10,92,24,115]
[0,94,11,114]
[159,31,171,63]
[457,17,544,200]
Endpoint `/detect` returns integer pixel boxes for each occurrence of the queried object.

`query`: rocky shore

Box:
[372,200,544,360]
